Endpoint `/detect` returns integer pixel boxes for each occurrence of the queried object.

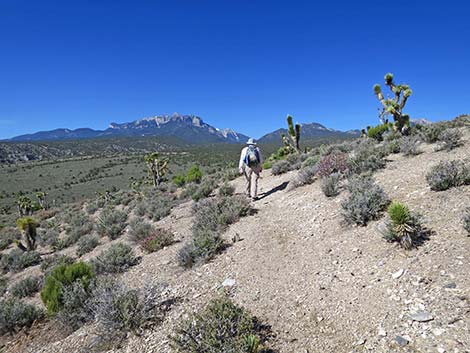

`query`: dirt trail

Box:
[10,132,470,353]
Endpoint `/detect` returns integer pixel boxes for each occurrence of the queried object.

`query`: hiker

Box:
[239,138,263,200]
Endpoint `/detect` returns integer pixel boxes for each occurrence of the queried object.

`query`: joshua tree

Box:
[17,196,36,216]
[16,217,39,251]
[373,73,413,134]
[281,115,301,152]
[36,191,48,210]
[144,152,169,187]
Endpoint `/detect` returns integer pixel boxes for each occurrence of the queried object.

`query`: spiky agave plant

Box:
[382,201,425,249]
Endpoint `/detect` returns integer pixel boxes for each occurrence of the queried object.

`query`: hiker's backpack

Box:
[244,146,260,167]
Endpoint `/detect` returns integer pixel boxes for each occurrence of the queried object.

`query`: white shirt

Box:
[239,145,263,169]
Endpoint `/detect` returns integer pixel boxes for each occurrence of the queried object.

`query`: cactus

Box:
[144,152,169,187]
[373,73,412,134]
[282,115,301,152]
[16,217,39,251]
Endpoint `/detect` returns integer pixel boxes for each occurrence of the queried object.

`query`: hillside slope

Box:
[3,130,469,353]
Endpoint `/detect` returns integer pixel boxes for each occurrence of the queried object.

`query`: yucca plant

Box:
[16,217,39,251]
[381,201,426,249]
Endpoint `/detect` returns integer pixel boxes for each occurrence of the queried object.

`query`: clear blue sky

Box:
[1,0,469,139]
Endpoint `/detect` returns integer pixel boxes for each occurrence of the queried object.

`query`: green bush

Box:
[91,243,139,274]
[40,262,95,314]
[0,249,41,273]
[11,276,42,298]
[172,174,186,187]
[186,164,203,184]
[262,161,272,170]
[348,140,386,175]
[76,235,100,257]
[185,179,217,202]
[426,160,470,191]
[140,229,174,253]
[321,173,341,197]
[0,298,44,334]
[0,228,19,251]
[172,296,270,353]
[387,201,410,225]
[0,277,7,296]
[418,123,445,143]
[290,166,318,189]
[341,176,390,226]
[367,123,390,141]
[128,219,153,243]
[97,208,128,240]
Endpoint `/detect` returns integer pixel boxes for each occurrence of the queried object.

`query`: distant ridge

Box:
[7,113,250,144]
[258,122,360,144]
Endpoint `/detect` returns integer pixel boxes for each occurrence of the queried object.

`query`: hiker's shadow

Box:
[258,181,289,200]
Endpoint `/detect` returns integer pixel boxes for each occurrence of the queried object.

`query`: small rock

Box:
[437,347,445,353]
[394,336,408,346]
[353,338,366,346]
[222,278,236,287]
[378,327,387,337]
[443,282,456,289]
[409,311,434,322]
[392,269,405,279]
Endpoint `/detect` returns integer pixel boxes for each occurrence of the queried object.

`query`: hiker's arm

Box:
[238,148,245,172]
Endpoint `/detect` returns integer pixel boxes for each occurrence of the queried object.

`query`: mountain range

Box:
[6,113,359,144]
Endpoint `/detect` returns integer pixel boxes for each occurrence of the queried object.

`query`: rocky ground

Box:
[2,130,469,353]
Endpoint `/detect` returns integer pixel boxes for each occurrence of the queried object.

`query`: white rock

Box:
[222,278,236,287]
[392,269,405,279]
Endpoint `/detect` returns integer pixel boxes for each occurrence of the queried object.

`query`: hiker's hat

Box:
[246,138,257,145]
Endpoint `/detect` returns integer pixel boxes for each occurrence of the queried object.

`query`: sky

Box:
[1,0,469,140]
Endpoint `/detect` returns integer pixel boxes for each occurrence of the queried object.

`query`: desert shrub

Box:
[419,123,445,143]
[85,201,100,215]
[426,160,470,191]
[88,279,169,342]
[140,229,174,253]
[128,219,153,243]
[400,136,422,156]
[97,208,128,240]
[76,235,100,257]
[316,152,349,177]
[348,140,386,174]
[321,173,341,197]
[186,179,217,202]
[380,201,429,249]
[56,279,92,329]
[0,231,17,251]
[91,243,140,274]
[463,208,470,235]
[0,250,41,273]
[146,196,173,221]
[186,164,203,184]
[40,262,95,314]
[40,254,74,274]
[436,128,463,151]
[0,277,7,296]
[367,123,390,141]
[172,174,186,187]
[172,296,270,353]
[290,166,318,189]
[271,159,291,175]
[0,298,44,334]
[341,176,390,226]
[218,183,235,197]
[384,139,401,154]
[301,155,320,169]
[179,196,250,268]
[262,160,272,169]
[223,168,240,182]
[11,276,42,298]
[38,228,60,249]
